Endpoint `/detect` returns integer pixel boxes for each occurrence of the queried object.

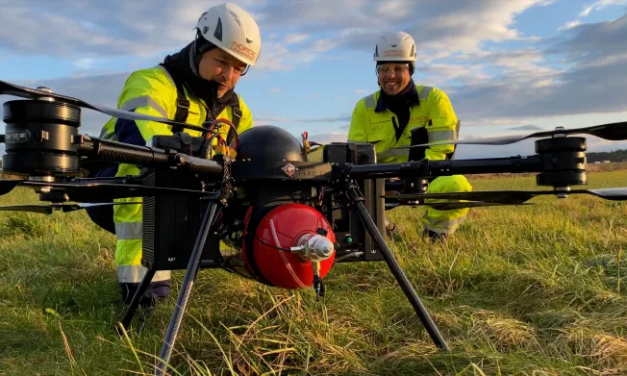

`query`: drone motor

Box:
[535,128,587,197]
[2,88,83,181]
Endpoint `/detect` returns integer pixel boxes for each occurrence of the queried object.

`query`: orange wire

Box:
[208,118,239,148]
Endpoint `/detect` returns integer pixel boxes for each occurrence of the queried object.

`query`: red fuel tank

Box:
[242,203,336,289]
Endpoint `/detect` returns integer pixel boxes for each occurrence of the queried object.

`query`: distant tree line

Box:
[586,149,627,162]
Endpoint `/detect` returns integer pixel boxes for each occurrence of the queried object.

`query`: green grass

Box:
[1,170,626,375]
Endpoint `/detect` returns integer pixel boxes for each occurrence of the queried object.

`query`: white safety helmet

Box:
[373,31,417,70]
[195,2,261,67]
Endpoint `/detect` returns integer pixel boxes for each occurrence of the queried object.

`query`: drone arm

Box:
[77,135,170,166]
[427,155,542,176]
[346,155,543,179]
[77,135,224,176]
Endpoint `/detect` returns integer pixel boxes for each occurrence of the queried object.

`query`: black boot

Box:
[423,228,448,242]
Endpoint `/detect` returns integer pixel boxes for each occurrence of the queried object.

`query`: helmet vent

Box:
[214,17,223,41]
[229,10,242,26]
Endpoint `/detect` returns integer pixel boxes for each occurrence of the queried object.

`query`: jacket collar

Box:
[375,82,420,113]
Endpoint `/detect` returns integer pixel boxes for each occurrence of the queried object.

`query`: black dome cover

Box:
[236,125,304,162]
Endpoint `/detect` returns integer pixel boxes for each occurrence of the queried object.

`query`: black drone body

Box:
[1,80,627,375]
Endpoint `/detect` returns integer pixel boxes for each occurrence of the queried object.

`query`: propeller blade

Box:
[62,202,142,212]
[387,200,534,210]
[0,202,142,215]
[392,121,627,149]
[18,180,218,203]
[383,190,540,204]
[581,188,627,201]
[383,187,627,204]
[0,79,207,134]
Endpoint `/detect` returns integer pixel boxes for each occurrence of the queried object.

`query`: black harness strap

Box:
[226,102,242,146]
[160,63,241,144]
[159,63,190,134]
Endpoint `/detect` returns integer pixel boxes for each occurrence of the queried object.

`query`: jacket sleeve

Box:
[113,69,177,147]
[112,69,177,219]
[347,99,368,143]
[425,88,458,161]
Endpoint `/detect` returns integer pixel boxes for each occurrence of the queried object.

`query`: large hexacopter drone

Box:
[1,80,626,375]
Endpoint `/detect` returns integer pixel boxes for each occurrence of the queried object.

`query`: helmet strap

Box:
[193,31,218,73]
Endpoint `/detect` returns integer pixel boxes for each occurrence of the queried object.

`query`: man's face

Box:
[377,63,412,95]
[198,48,247,98]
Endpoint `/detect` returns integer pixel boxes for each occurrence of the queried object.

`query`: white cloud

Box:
[269,88,282,93]
[559,0,626,33]
[253,42,295,71]
[74,58,97,70]
[580,0,627,17]
[310,39,339,52]
[559,20,581,30]
[416,63,492,86]
[0,0,558,75]
[248,0,555,69]
[375,1,408,19]
[284,33,309,44]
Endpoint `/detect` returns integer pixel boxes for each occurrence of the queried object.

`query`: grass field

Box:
[1,167,626,376]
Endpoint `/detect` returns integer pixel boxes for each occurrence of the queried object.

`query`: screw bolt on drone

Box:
[290,232,335,299]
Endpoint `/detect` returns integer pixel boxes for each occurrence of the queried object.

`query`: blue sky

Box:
[1,0,627,158]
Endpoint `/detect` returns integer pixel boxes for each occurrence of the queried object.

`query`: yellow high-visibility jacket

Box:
[347,83,472,235]
[348,84,458,163]
[98,65,253,285]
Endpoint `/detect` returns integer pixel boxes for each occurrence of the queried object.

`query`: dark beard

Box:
[161,41,237,120]
[380,79,415,113]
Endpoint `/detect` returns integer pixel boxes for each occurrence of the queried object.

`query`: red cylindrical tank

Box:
[242,203,336,289]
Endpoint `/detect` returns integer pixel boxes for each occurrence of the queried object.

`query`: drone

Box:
[1,80,627,375]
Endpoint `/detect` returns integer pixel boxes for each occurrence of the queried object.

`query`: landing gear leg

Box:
[346,183,449,351]
[154,201,222,375]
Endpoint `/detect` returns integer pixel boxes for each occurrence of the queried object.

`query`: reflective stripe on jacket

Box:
[98,65,254,284]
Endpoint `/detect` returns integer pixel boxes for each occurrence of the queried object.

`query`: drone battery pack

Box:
[140,134,226,271]
[322,142,385,262]
[140,170,221,271]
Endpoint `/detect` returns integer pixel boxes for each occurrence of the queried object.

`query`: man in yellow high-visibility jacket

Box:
[91,2,260,307]
[348,31,472,240]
